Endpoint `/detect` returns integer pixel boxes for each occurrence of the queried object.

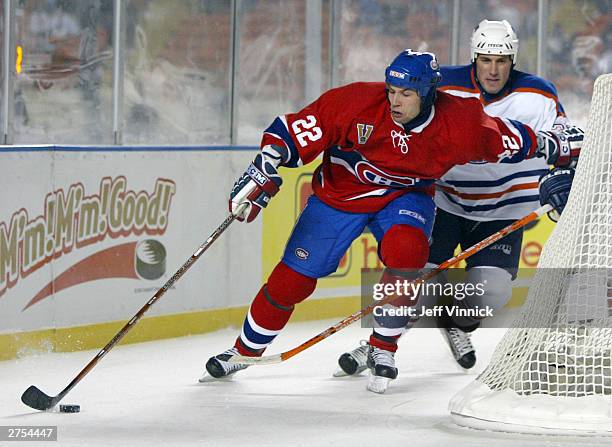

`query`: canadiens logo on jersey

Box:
[329,146,431,189]
[356,123,374,144]
[391,129,411,154]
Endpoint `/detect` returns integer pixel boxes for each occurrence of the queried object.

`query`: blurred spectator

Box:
[6,0,610,144]
[602,23,612,73]
[571,35,605,78]
[29,0,79,43]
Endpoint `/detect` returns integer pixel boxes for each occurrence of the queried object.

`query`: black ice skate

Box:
[366,346,398,394]
[440,327,476,369]
[333,340,370,377]
[199,347,249,382]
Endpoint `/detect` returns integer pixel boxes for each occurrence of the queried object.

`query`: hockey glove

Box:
[539,167,575,222]
[535,126,583,168]
[230,153,282,223]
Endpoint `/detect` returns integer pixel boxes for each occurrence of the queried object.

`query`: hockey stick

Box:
[231,203,553,366]
[21,207,244,411]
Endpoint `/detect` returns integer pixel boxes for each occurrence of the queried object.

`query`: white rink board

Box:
[0,147,261,333]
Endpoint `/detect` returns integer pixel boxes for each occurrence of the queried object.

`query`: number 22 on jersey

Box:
[292,115,323,147]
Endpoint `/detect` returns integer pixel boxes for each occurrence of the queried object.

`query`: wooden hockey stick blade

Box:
[230,203,553,366]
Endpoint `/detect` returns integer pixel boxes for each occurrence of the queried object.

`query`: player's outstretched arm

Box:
[473,102,582,168]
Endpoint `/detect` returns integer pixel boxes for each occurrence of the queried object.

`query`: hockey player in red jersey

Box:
[335,20,584,378]
[200,49,582,394]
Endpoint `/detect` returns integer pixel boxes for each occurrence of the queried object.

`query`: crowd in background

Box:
[4,0,610,145]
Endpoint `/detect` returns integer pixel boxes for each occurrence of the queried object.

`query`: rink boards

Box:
[0,146,365,360]
[0,146,554,360]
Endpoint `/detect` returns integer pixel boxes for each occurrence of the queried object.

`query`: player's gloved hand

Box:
[230,153,282,223]
[539,167,575,222]
[535,126,583,168]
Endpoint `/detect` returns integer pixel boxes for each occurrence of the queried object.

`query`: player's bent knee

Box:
[465,267,513,312]
[380,224,429,269]
[267,262,317,306]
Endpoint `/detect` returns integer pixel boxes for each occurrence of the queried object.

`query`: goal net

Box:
[449,73,612,435]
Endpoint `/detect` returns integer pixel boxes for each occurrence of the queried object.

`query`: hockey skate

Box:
[366,346,398,394]
[440,327,476,369]
[199,347,249,382]
[333,340,370,377]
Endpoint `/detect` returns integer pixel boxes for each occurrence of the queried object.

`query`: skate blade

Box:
[198,372,235,383]
[367,374,391,394]
[332,366,367,378]
[453,361,477,374]
[332,368,349,377]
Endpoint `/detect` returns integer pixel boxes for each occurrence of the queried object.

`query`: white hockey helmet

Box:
[470,19,519,63]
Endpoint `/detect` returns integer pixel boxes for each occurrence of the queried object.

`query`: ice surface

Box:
[1,320,609,446]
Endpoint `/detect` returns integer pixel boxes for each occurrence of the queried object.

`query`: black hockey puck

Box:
[59,404,80,413]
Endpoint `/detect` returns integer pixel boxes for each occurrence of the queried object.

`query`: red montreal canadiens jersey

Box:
[261,82,537,213]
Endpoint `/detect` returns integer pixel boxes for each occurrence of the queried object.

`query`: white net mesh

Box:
[449,73,612,435]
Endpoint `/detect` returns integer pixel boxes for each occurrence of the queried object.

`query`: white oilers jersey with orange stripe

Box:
[435,65,567,220]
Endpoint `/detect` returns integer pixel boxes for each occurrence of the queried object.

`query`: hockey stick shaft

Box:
[233,203,553,365]
[21,208,242,411]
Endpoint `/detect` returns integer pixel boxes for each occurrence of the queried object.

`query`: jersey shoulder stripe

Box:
[510,70,565,115]
[511,70,559,96]
[263,116,301,167]
[438,66,566,116]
